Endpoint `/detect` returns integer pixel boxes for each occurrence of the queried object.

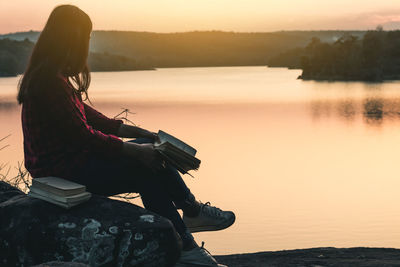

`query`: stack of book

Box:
[154,130,201,176]
[28,177,91,209]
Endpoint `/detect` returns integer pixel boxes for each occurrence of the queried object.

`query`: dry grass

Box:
[113,108,137,126]
[112,108,141,202]
[0,134,31,193]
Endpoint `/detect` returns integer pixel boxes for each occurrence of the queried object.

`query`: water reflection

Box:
[4,68,400,254]
[0,101,17,112]
[310,97,400,126]
[337,100,356,120]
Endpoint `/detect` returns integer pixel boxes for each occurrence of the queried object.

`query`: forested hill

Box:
[0,30,365,45]
[0,38,34,76]
[0,38,153,77]
[87,30,364,67]
[0,30,365,72]
[269,29,400,81]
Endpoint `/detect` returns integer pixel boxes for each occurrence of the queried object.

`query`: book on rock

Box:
[28,177,91,209]
[154,130,201,176]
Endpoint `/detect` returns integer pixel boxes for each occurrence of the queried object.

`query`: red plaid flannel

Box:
[21,75,123,178]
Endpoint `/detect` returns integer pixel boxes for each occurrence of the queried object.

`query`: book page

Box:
[157,130,197,156]
[33,177,85,191]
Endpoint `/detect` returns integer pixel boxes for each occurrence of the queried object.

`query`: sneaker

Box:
[183,202,235,233]
[174,242,227,267]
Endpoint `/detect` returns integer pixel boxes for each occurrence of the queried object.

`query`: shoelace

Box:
[199,241,215,263]
[202,202,224,218]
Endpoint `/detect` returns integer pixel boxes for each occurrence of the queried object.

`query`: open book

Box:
[28,177,91,209]
[154,130,201,176]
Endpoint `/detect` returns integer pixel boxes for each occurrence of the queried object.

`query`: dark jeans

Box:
[73,138,195,241]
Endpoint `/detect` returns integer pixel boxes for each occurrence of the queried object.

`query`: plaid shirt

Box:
[21,75,123,178]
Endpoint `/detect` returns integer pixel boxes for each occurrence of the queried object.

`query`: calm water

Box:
[2,67,400,255]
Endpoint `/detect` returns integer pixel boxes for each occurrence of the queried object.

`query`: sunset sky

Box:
[1,0,400,34]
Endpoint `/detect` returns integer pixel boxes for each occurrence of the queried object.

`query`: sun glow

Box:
[1,0,400,34]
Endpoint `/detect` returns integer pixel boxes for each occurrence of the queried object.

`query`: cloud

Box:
[263,9,400,31]
[334,10,400,30]
[355,10,400,29]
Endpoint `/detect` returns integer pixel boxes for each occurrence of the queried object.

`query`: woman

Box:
[18,4,235,267]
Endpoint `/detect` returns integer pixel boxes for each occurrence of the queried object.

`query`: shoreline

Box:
[215,247,400,266]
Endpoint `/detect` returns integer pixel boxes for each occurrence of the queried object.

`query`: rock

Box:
[0,179,21,202]
[32,262,90,267]
[0,181,181,267]
[215,247,400,267]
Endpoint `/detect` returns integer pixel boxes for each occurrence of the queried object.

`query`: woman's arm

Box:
[117,124,158,141]
[41,78,124,157]
[41,77,162,166]
[84,103,157,141]
[84,103,123,135]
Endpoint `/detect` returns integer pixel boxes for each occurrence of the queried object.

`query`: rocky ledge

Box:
[26,247,400,266]
[3,180,400,267]
[0,181,181,267]
[215,247,400,267]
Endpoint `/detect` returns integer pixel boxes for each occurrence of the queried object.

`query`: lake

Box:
[2,66,400,255]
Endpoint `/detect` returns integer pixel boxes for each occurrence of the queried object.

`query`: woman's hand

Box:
[138,143,164,169]
[122,142,165,171]
[143,131,159,143]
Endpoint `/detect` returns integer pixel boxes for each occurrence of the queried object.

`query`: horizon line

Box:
[0,28,392,36]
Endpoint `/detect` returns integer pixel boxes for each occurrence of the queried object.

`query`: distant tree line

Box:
[90,30,363,68]
[87,52,153,72]
[6,29,392,80]
[269,29,400,81]
[0,38,153,77]
[0,38,33,76]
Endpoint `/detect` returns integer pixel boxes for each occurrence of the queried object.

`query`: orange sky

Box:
[1,0,400,34]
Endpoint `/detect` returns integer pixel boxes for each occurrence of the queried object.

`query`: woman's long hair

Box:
[17,5,92,104]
